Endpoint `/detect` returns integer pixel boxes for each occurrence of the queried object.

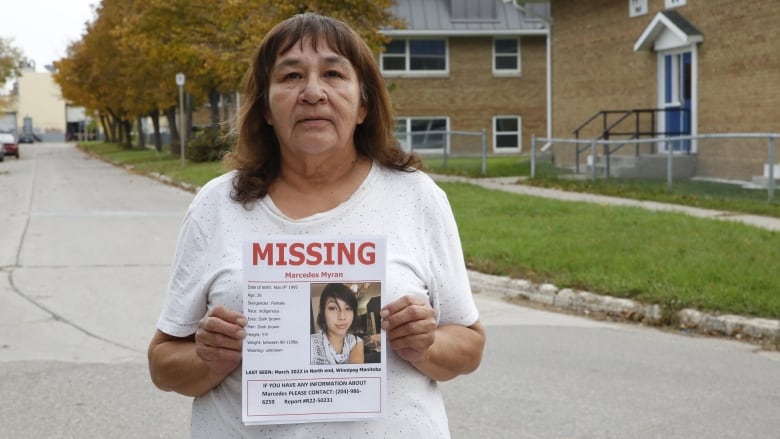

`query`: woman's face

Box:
[266,38,367,160]
[323,297,354,336]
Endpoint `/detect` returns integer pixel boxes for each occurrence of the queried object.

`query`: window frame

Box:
[493,115,522,153]
[629,0,648,17]
[381,38,450,77]
[395,116,450,154]
[493,38,521,76]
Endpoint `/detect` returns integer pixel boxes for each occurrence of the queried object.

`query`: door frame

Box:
[656,45,698,153]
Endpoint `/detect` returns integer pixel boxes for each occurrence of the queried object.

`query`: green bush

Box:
[185,128,234,162]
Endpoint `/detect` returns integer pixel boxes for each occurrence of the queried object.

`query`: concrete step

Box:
[584,154,696,179]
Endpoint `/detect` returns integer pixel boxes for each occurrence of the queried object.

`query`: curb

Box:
[148,170,199,193]
[468,270,780,347]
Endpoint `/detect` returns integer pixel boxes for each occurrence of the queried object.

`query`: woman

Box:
[310,283,364,365]
[148,12,485,438]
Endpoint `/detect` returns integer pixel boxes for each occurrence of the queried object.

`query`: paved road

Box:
[1,143,779,438]
[440,299,780,438]
[0,143,192,438]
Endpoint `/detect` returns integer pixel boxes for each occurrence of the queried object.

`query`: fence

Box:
[400,129,489,175]
[530,133,778,203]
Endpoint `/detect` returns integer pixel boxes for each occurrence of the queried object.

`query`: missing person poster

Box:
[241,235,387,425]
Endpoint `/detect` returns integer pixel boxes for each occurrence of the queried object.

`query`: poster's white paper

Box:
[241,235,387,425]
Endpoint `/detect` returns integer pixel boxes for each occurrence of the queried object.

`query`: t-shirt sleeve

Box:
[420,180,479,327]
[156,203,213,337]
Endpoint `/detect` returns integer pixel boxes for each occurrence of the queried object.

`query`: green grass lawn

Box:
[443,181,780,320]
[524,176,780,219]
[80,142,227,186]
[78,142,780,320]
[422,155,780,218]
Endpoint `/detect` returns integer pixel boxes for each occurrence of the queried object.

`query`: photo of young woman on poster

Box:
[310,282,381,365]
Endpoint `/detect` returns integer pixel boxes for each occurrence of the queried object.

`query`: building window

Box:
[665,0,686,7]
[381,39,448,75]
[493,39,520,75]
[395,117,449,153]
[493,116,522,152]
[629,0,648,17]
[382,40,407,71]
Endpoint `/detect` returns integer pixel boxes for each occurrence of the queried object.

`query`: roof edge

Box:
[634,10,703,52]
[381,29,549,37]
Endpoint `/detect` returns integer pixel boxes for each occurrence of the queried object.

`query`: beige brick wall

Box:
[385,36,547,153]
[551,0,657,165]
[16,69,67,134]
[550,0,780,179]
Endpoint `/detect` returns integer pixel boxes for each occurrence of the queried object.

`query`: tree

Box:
[114,0,210,151]
[52,0,403,151]
[0,37,25,111]
[52,2,130,145]
[267,0,402,52]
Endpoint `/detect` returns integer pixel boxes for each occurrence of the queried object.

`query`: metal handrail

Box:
[573,108,670,139]
[572,108,691,173]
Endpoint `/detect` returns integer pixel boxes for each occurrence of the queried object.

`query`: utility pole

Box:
[176,72,186,165]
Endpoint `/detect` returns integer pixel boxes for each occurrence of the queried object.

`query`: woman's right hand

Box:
[148,306,248,396]
[195,305,248,377]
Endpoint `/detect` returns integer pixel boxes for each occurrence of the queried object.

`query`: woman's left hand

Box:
[380,295,437,362]
[380,295,486,381]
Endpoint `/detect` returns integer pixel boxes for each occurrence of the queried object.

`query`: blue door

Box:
[663,52,692,152]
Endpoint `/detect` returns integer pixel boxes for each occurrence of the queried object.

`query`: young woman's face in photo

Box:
[323,297,354,336]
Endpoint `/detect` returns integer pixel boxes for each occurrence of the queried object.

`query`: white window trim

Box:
[665,0,686,8]
[395,116,450,154]
[493,115,522,153]
[629,0,648,17]
[492,38,521,77]
[381,38,450,78]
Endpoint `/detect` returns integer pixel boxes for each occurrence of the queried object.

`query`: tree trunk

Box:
[150,108,162,152]
[122,119,132,148]
[208,87,220,130]
[137,116,146,149]
[99,114,110,142]
[106,109,120,143]
[165,105,180,156]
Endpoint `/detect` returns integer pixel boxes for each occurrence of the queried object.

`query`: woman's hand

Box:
[148,306,248,397]
[195,305,248,377]
[380,295,437,363]
[380,295,485,381]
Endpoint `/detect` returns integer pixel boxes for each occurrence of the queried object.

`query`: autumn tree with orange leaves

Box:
[53,0,401,154]
[0,37,26,112]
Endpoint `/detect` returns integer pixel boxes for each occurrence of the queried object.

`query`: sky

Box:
[2,0,97,71]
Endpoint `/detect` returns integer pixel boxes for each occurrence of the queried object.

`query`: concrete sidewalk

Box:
[430,174,780,347]
[431,174,780,231]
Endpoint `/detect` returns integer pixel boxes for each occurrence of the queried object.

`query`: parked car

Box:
[0,133,19,159]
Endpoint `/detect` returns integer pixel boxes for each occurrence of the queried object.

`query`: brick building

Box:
[549,0,780,181]
[382,0,550,155]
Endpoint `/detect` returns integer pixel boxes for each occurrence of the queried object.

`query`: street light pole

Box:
[176,73,186,165]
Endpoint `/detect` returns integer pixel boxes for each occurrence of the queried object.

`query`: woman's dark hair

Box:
[224,13,420,207]
[316,283,359,334]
